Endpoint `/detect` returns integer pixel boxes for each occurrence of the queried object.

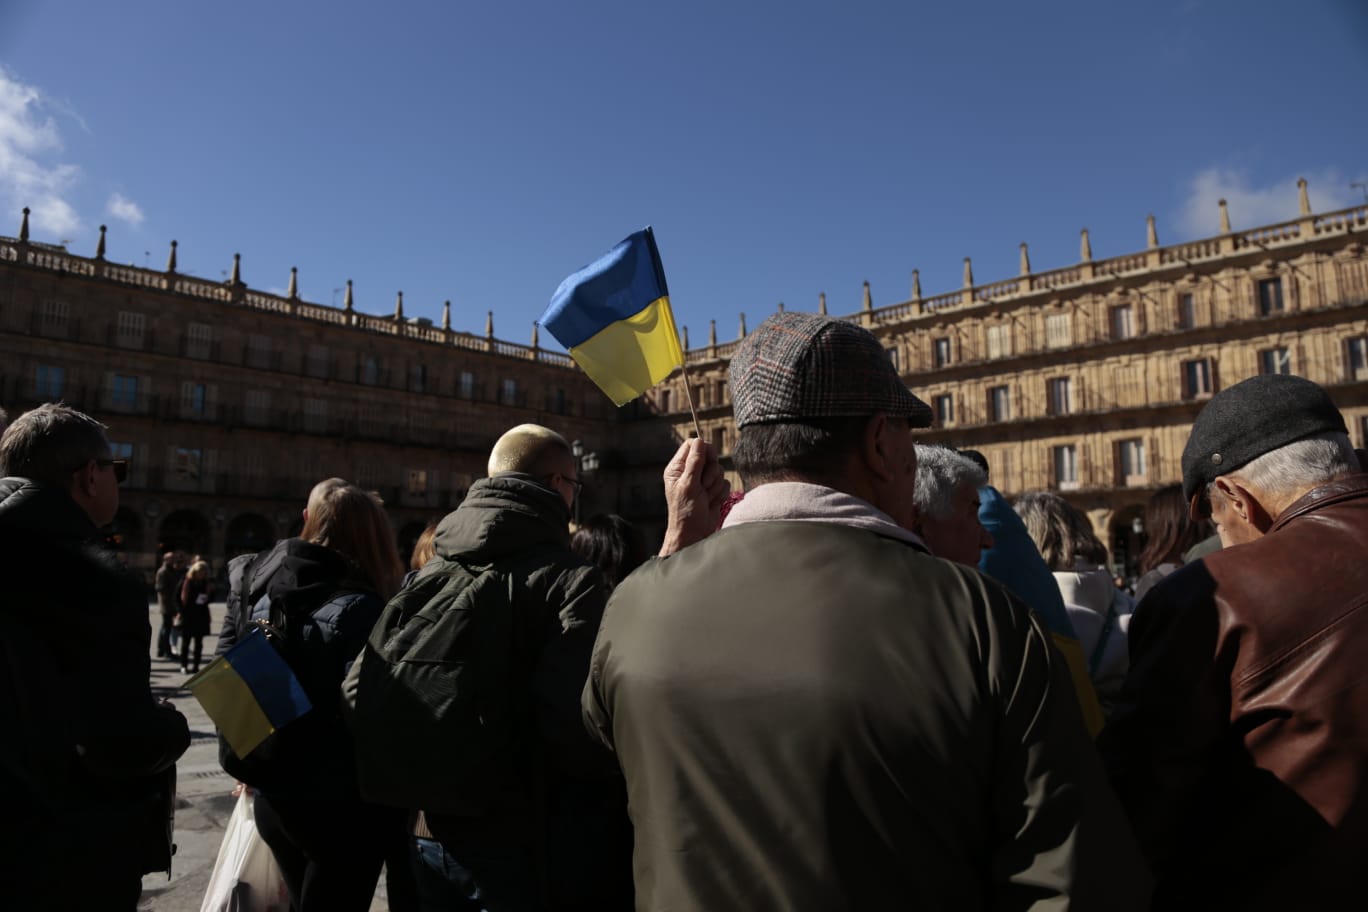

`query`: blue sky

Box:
[2,0,1366,350]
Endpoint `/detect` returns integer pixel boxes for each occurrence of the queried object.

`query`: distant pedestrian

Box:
[177,559,213,673]
[154,550,183,658]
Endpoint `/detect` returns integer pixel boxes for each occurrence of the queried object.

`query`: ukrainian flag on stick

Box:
[185,629,312,758]
[540,227,684,406]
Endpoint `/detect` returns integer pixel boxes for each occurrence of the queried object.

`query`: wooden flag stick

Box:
[678,359,705,439]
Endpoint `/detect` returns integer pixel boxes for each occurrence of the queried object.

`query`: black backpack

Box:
[218,550,362,790]
[350,554,538,814]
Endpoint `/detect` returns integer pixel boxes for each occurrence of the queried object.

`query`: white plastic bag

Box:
[200,790,290,912]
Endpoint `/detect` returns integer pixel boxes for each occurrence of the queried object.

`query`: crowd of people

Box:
[2,309,1366,910]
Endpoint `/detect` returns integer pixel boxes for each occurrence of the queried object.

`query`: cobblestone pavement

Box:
[137,600,393,911]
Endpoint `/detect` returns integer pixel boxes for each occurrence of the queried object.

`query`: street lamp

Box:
[571,439,584,525]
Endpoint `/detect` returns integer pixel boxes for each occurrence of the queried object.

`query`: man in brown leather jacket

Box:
[1099,374,1368,910]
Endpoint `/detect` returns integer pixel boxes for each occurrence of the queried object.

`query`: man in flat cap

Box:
[584,312,1149,911]
[1099,373,1368,910]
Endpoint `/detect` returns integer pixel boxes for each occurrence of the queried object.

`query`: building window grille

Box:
[986,324,1012,359]
[886,346,900,371]
[407,469,428,497]
[934,393,954,425]
[459,371,476,399]
[186,322,213,359]
[1258,278,1284,316]
[175,447,202,481]
[933,337,952,368]
[1053,445,1079,490]
[40,298,70,334]
[1109,304,1135,340]
[247,333,273,370]
[1177,292,1196,329]
[360,356,380,386]
[306,344,329,379]
[303,398,327,434]
[551,388,568,415]
[181,382,207,417]
[116,311,146,349]
[1118,438,1147,486]
[1182,358,1215,400]
[1046,313,1072,348]
[244,390,270,426]
[988,385,1011,422]
[1259,347,1291,376]
[501,378,518,406]
[34,364,65,399]
[1346,337,1368,381]
[110,374,139,410]
[1047,377,1072,416]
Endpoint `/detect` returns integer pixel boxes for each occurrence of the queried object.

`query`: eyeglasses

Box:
[97,458,129,484]
[545,473,582,496]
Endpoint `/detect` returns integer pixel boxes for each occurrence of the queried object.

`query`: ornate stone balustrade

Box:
[0,235,578,369]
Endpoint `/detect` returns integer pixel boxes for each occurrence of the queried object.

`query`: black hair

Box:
[570,514,648,590]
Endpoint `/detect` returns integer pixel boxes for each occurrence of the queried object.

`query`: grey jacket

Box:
[584,515,1151,911]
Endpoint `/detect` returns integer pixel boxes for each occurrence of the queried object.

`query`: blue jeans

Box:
[410,836,540,912]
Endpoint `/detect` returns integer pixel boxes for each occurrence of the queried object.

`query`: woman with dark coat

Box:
[177,559,213,673]
[219,478,407,912]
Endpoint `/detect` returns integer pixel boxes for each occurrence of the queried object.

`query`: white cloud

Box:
[1176,167,1362,237]
[106,191,145,227]
[0,66,82,237]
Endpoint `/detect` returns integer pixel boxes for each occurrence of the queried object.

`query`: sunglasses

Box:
[97,458,129,484]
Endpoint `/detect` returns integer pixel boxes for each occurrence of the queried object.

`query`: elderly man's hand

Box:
[659,438,730,556]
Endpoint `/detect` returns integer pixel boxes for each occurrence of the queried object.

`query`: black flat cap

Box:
[1181,373,1347,507]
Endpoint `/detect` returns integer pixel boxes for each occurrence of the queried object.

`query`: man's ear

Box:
[859,414,897,484]
[67,459,97,503]
[1213,476,1276,532]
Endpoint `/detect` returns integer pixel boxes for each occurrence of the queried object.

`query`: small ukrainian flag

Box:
[186,629,312,758]
[540,227,684,406]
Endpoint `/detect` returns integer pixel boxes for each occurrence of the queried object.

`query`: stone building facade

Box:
[4,184,1366,580]
[0,217,680,575]
[653,184,1368,575]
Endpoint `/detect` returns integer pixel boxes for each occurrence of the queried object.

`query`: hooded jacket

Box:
[0,477,190,888]
[428,474,627,909]
[430,474,614,787]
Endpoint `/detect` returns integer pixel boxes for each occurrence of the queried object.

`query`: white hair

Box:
[914,445,987,522]
[1210,431,1357,503]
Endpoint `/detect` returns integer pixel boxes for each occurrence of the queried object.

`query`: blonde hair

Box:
[487,424,573,477]
[187,560,211,581]
[1014,491,1108,571]
[300,478,404,600]
[410,520,439,571]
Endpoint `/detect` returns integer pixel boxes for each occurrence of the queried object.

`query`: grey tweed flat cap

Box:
[1181,373,1347,508]
[729,312,933,429]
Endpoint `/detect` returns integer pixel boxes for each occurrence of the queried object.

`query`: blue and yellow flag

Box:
[540,227,684,406]
[186,629,312,758]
